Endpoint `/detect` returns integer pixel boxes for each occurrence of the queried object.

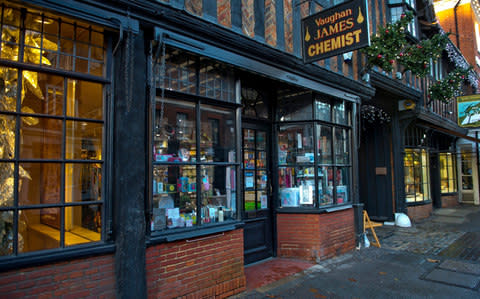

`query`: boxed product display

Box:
[280,187,299,207]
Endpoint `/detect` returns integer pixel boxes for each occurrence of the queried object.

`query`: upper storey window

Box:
[388,0,418,39]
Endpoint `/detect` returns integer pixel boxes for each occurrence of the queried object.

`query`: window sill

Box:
[276,204,353,214]
[147,220,244,245]
[0,243,115,273]
[406,200,432,207]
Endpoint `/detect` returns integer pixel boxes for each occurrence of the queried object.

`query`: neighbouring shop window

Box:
[404,149,430,203]
[461,149,473,190]
[0,3,107,256]
[388,0,418,38]
[439,153,457,193]
[277,92,352,208]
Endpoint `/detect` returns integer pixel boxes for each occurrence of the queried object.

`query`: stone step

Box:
[432,208,473,218]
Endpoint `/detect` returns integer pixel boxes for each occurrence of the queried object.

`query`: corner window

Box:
[388,0,418,38]
[151,46,238,232]
[277,93,352,208]
[439,153,457,193]
[404,149,430,203]
[0,3,108,257]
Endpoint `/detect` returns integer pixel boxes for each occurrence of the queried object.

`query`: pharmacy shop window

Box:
[277,92,352,210]
[151,46,239,234]
[0,3,109,258]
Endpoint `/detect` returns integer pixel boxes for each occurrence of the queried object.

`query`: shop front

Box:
[0,0,375,298]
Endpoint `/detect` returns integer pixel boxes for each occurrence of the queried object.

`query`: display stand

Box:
[363,210,382,248]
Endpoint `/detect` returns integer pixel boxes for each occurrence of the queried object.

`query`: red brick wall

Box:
[0,254,115,298]
[146,229,246,299]
[277,209,355,262]
[441,194,460,208]
[407,203,432,222]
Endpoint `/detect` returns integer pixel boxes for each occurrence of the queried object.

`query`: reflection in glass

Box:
[19,163,61,205]
[200,105,235,162]
[66,121,103,160]
[200,58,235,103]
[0,68,18,112]
[315,99,331,121]
[277,90,312,121]
[65,163,102,203]
[201,165,236,224]
[318,166,333,206]
[156,47,196,95]
[334,128,350,164]
[317,125,332,164]
[20,116,62,159]
[0,211,13,255]
[66,80,103,120]
[153,99,196,162]
[0,162,14,207]
[333,101,349,125]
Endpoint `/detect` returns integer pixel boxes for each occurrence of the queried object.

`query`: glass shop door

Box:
[242,125,274,264]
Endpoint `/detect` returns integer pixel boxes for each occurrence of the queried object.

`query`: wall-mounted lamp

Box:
[343,51,353,63]
[362,73,370,82]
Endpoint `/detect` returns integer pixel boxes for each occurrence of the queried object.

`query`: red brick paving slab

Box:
[244,258,314,291]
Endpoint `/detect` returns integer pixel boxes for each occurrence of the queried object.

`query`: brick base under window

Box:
[442,194,460,208]
[277,209,355,262]
[0,254,115,298]
[146,229,246,299]
[408,203,432,222]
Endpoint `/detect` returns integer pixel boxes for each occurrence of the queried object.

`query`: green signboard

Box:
[302,0,370,63]
[458,95,480,128]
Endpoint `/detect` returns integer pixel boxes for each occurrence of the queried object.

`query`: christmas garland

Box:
[361,104,391,125]
[428,67,471,103]
[361,11,475,103]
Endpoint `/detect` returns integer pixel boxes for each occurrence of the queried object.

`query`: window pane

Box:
[335,167,350,204]
[66,80,103,120]
[20,208,61,253]
[278,124,314,164]
[318,166,333,206]
[19,162,61,205]
[0,67,18,112]
[279,166,315,207]
[200,105,236,162]
[156,47,196,95]
[20,116,62,159]
[65,163,102,202]
[277,90,312,121]
[199,58,235,103]
[333,101,349,125]
[201,165,236,223]
[315,98,331,121]
[65,204,102,247]
[66,121,103,160]
[0,162,14,207]
[22,72,63,116]
[152,165,197,230]
[317,125,332,164]
[0,211,13,255]
[0,114,16,158]
[153,99,196,162]
[404,149,430,203]
[334,128,350,164]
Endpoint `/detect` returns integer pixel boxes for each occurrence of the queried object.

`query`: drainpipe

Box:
[454,0,461,49]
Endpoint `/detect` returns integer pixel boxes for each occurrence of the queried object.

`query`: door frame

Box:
[241,121,276,264]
